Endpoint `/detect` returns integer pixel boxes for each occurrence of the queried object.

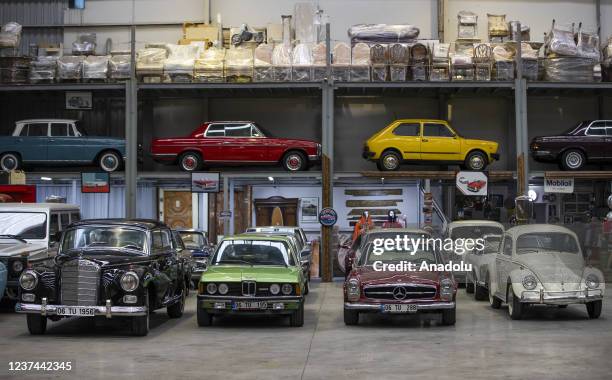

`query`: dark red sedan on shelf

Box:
[151,121,321,171]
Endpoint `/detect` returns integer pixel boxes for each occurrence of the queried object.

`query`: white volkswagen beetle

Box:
[465,233,503,300]
[488,224,604,320]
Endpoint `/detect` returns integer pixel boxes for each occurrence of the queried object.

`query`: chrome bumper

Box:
[344,301,455,311]
[198,295,302,302]
[308,154,321,162]
[521,288,604,305]
[15,298,148,318]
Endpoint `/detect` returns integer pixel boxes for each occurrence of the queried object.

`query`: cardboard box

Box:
[183,23,219,42]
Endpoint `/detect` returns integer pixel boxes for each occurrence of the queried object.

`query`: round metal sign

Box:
[318,208,338,226]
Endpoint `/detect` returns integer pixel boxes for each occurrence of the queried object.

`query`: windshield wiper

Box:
[0,234,27,243]
[216,259,253,266]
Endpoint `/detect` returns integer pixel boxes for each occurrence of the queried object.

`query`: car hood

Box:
[515,252,584,291]
[56,249,153,267]
[202,265,301,283]
[0,241,48,260]
[352,266,441,286]
[462,139,499,149]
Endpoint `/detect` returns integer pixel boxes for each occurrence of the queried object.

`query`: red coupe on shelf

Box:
[151,121,321,171]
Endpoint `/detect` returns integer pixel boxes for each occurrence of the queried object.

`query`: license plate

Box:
[55,306,97,317]
[232,301,267,310]
[381,304,417,313]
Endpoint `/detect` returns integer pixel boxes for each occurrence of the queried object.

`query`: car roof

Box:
[69,218,167,230]
[175,228,206,233]
[393,119,448,124]
[247,226,300,232]
[0,203,80,211]
[448,220,505,229]
[364,227,431,236]
[17,119,78,124]
[227,233,292,242]
[505,224,576,238]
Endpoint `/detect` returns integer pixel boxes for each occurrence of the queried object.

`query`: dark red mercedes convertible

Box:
[151,121,321,171]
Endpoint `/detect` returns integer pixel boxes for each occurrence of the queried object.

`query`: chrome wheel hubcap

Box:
[1,155,17,170]
[286,155,302,171]
[101,154,118,171]
[470,155,484,170]
[383,155,398,170]
[182,156,197,170]
[566,152,582,168]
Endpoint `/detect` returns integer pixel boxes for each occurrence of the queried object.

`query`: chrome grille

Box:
[364,284,437,300]
[61,259,100,306]
[242,281,256,296]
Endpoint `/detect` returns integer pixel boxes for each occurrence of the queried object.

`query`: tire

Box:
[304,281,310,296]
[558,305,568,309]
[466,280,474,294]
[489,288,502,309]
[586,300,602,319]
[197,307,213,327]
[167,282,186,319]
[282,151,307,171]
[475,281,488,301]
[560,149,586,171]
[290,302,305,327]
[508,286,523,320]
[441,307,456,326]
[343,307,359,325]
[26,314,47,335]
[0,152,21,171]
[379,150,401,171]
[98,151,122,172]
[464,151,488,171]
[131,289,150,336]
[178,151,203,172]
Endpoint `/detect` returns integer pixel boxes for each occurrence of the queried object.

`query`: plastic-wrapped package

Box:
[390,65,406,81]
[109,55,131,80]
[494,61,514,81]
[522,58,538,80]
[29,56,58,82]
[432,43,450,60]
[543,57,596,82]
[164,44,197,82]
[451,53,474,81]
[389,43,409,64]
[431,43,450,81]
[370,44,388,64]
[474,44,492,81]
[545,24,577,56]
[332,42,350,81]
[409,43,429,81]
[137,47,167,82]
[294,2,316,43]
[350,43,370,82]
[371,65,387,82]
[253,43,274,82]
[72,33,96,55]
[457,11,478,39]
[509,21,530,42]
[0,22,22,48]
[272,44,292,81]
[348,24,420,44]
[195,47,225,82]
[82,55,109,80]
[225,47,253,83]
[487,14,509,38]
[576,28,600,60]
[292,43,313,82]
[604,38,612,82]
[312,42,327,81]
[57,56,84,81]
[0,56,31,83]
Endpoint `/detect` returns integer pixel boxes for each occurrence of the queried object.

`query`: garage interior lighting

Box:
[40,177,52,181]
[268,176,274,181]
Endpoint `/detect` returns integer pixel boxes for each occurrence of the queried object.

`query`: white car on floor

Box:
[488,224,605,320]
[465,233,502,301]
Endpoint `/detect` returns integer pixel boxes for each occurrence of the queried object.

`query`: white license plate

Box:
[381,304,417,313]
[55,306,97,317]
[232,301,267,310]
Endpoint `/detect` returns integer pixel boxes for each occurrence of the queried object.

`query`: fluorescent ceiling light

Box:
[40,177,52,181]
[268,176,274,181]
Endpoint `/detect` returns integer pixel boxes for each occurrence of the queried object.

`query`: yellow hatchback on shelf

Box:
[362,119,500,171]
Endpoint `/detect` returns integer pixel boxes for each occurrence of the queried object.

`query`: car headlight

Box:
[206,283,217,294]
[347,279,360,301]
[19,270,38,291]
[12,260,24,274]
[441,278,453,290]
[270,284,280,295]
[522,275,537,290]
[281,284,293,295]
[586,274,600,289]
[120,271,139,292]
[218,283,229,295]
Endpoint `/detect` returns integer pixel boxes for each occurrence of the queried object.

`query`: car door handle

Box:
[421,138,429,142]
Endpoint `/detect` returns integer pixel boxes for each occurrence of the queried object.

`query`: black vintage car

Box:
[15,219,189,336]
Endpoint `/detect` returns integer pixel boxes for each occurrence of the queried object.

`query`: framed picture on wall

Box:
[301,197,319,222]
[66,91,92,110]
[191,172,220,193]
[81,172,110,193]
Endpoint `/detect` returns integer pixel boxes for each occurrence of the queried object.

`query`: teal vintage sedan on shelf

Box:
[0,119,126,172]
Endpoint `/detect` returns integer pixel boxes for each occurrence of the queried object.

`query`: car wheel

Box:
[26,314,47,335]
[0,153,21,171]
[167,282,186,318]
[586,300,602,319]
[290,302,305,327]
[179,151,203,172]
[561,149,585,171]
[441,307,456,326]
[98,151,122,172]
[489,288,502,309]
[558,305,568,309]
[464,151,487,171]
[197,307,213,327]
[379,150,401,171]
[282,151,307,171]
[131,289,150,336]
[508,285,523,320]
[343,307,359,325]
[475,279,488,301]
[466,277,474,294]
[304,281,310,296]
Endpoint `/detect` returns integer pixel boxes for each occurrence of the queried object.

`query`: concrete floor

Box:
[1,282,611,380]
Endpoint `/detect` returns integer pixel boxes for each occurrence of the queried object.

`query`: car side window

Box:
[205,124,225,137]
[587,121,607,136]
[393,123,420,137]
[26,123,48,137]
[423,123,455,137]
[502,236,512,256]
[59,213,70,231]
[225,123,252,137]
[70,212,80,223]
[49,213,59,236]
[50,123,70,136]
[251,124,264,137]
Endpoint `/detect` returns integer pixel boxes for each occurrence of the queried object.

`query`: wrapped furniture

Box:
[164,44,197,82]
[545,22,577,56]
[29,56,58,83]
[72,33,96,55]
[474,43,492,81]
[292,43,313,82]
[0,22,22,48]
[312,42,327,81]
[294,2,317,43]
[409,43,429,81]
[57,56,84,81]
[332,42,350,82]
[492,44,514,81]
[487,14,509,42]
[0,56,31,83]
[109,54,131,80]
[253,43,274,82]
[272,44,292,81]
[83,55,110,81]
[509,21,530,42]
[576,24,600,60]
[195,47,225,82]
[389,43,409,82]
[430,43,450,81]
[350,42,370,82]
[457,11,478,39]
[520,43,539,80]
[225,47,253,83]
[370,43,388,82]
[543,57,597,82]
[136,47,167,82]
[603,38,612,82]
[451,52,474,81]
[348,24,419,44]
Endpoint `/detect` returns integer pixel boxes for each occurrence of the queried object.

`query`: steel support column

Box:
[223,175,230,236]
[229,179,235,235]
[514,22,529,196]
[124,25,138,218]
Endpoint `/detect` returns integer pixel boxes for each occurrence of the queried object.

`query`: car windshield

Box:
[516,232,579,254]
[481,235,502,254]
[179,232,206,249]
[74,121,86,136]
[252,123,271,138]
[212,239,294,266]
[562,121,587,135]
[450,225,504,240]
[0,212,47,239]
[359,233,439,266]
[61,226,147,253]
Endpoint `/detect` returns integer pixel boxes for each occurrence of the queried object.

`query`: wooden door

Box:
[163,191,192,229]
[254,196,298,226]
[208,187,252,243]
